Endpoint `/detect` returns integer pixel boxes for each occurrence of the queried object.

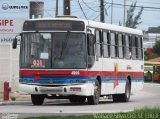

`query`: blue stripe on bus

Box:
[20,76,144,84]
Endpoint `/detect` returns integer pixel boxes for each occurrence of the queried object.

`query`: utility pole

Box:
[111,0,113,24]
[100,0,105,23]
[123,0,126,26]
[63,0,71,15]
[55,0,58,17]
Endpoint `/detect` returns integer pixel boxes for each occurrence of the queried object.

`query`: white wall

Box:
[0,19,24,92]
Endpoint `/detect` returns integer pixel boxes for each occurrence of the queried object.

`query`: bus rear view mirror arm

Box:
[12,33,22,49]
[12,38,17,49]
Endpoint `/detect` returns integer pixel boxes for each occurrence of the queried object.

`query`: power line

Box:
[126,0,160,5]
[81,0,99,12]
[93,5,111,20]
[1,1,160,16]
[111,5,160,13]
[106,2,160,10]
[73,0,100,4]
[78,0,88,19]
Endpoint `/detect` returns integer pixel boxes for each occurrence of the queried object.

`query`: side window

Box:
[138,37,143,60]
[87,34,95,56]
[118,34,123,58]
[103,31,110,57]
[96,30,102,57]
[132,36,136,60]
[135,37,139,59]
[140,37,143,59]
[115,33,118,57]
[125,35,130,59]
[122,35,126,58]
[110,33,116,58]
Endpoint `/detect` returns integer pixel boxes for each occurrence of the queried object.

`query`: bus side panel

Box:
[101,58,117,95]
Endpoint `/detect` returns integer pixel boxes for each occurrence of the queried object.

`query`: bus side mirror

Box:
[12,38,17,49]
[12,33,22,49]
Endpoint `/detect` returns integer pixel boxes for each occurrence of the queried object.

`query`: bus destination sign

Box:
[23,20,85,31]
[36,21,72,30]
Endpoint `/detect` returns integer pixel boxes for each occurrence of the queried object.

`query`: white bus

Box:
[13,17,144,105]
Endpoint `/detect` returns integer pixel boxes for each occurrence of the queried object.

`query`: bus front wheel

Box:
[31,94,45,105]
[112,79,131,102]
[87,79,100,105]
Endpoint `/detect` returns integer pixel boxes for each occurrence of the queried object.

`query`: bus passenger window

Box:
[103,32,110,57]
[87,33,95,68]
[132,36,136,60]
[118,34,123,58]
[87,34,95,56]
[107,32,110,56]
[122,35,125,58]
[140,37,143,59]
[138,37,143,60]
[115,34,118,57]
[96,30,102,57]
[135,37,139,59]
[125,35,130,59]
[129,36,132,54]
[110,33,116,58]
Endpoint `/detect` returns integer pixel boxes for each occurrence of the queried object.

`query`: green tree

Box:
[153,40,160,56]
[125,2,143,28]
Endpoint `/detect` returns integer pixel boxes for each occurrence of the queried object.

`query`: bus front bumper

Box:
[19,83,94,96]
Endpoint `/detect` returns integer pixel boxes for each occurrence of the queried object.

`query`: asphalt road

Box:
[0,83,160,118]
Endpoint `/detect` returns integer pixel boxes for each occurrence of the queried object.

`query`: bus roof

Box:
[86,20,143,36]
[25,17,143,36]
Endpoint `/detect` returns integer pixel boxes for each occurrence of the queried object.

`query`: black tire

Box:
[87,79,100,105]
[31,94,45,105]
[78,96,86,103]
[69,96,86,103]
[69,96,78,103]
[112,79,131,102]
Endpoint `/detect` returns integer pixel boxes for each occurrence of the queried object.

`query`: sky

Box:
[0,0,160,31]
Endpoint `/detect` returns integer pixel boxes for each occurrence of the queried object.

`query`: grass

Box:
[24,108,160,119]
[25,115,93,119]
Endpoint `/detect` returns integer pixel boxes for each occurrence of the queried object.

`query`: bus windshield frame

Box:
[20,32,87,69]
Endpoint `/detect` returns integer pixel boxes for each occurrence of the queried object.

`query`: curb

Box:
[144,82,160,87]
[0,99,69,105]
[0,96,31,105]
[0,101,32,105]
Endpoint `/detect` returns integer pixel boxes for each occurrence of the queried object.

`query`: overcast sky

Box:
[0,0,160,31]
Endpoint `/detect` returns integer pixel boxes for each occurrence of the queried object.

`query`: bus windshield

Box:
[20,33,86,69]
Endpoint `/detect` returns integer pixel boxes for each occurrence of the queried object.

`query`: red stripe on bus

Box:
[20,70,144,77]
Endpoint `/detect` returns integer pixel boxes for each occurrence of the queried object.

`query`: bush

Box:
[11,96,16,101]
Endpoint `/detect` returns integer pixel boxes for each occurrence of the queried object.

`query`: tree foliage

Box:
[153,40,160,56]
[125,2,143,28]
